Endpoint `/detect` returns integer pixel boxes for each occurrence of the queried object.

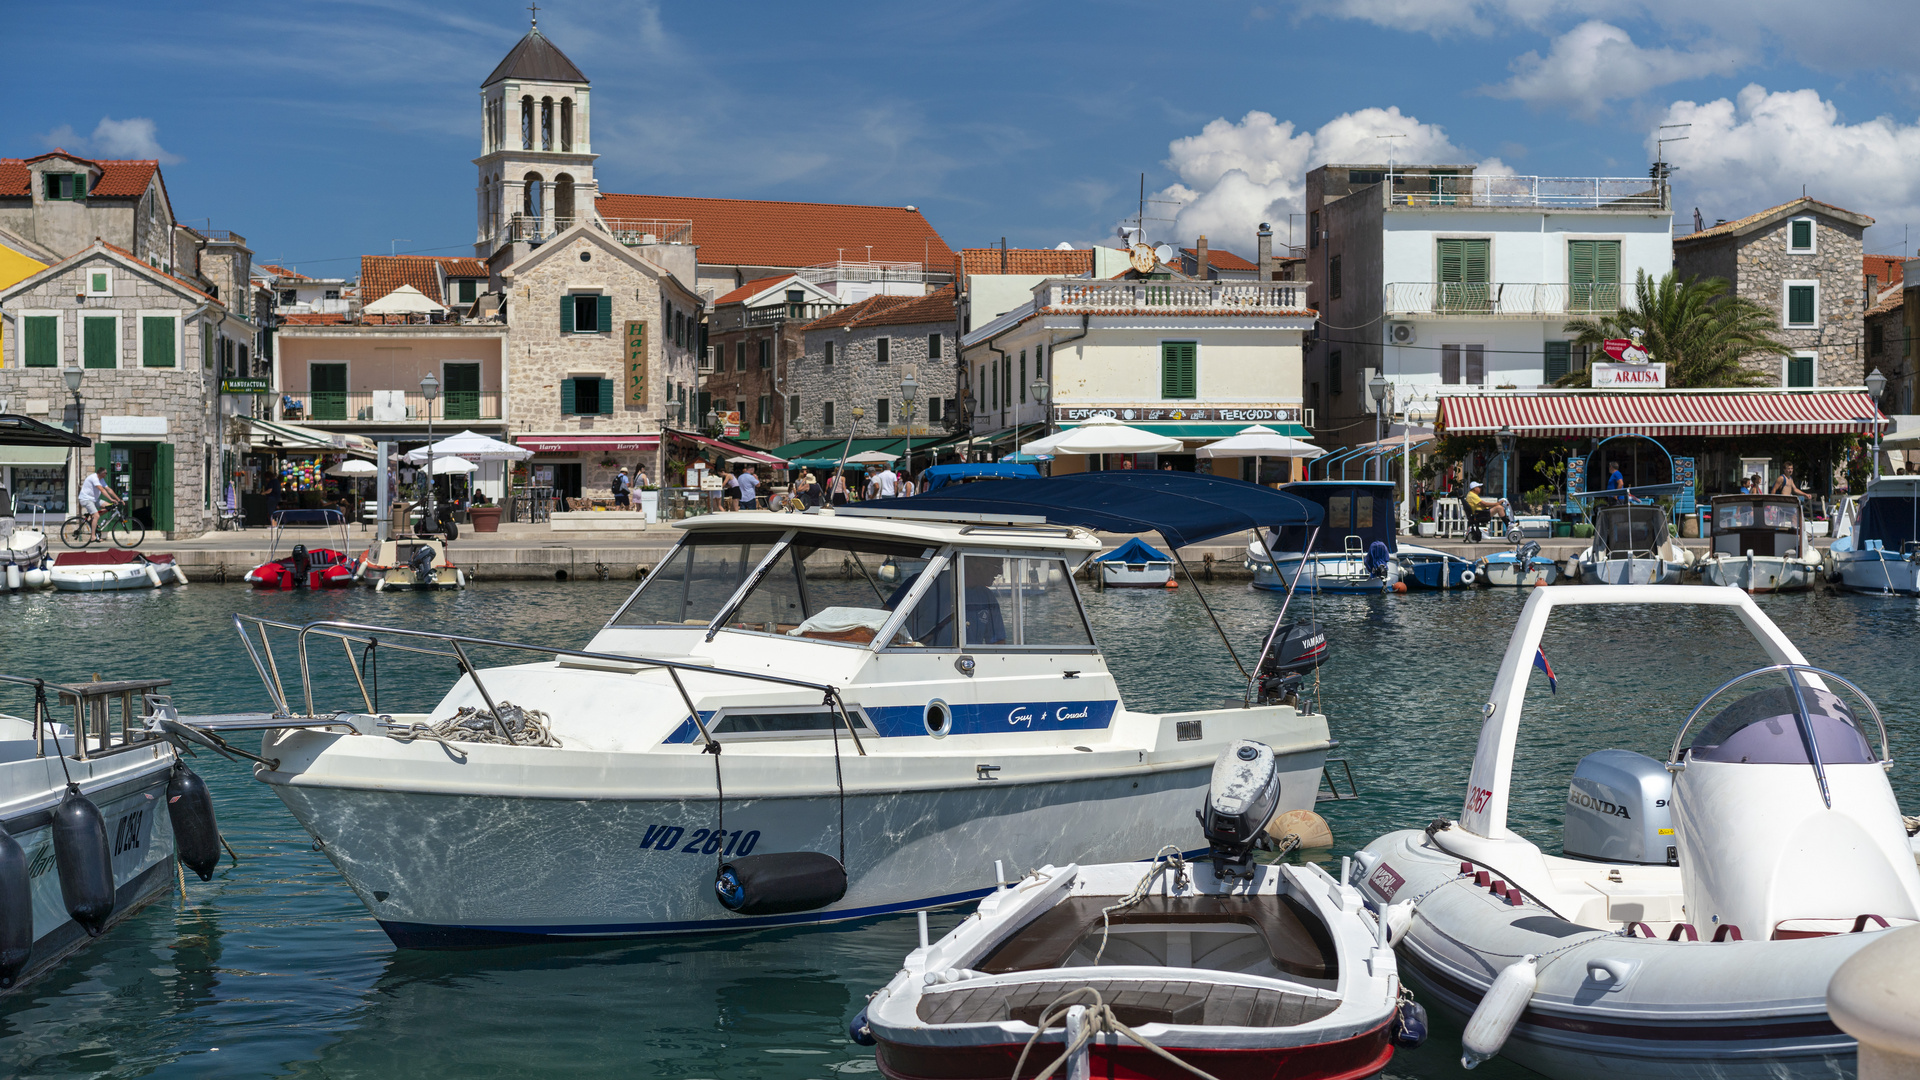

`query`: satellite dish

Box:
[1153,243,1175,265]
[1128,243,1156,273]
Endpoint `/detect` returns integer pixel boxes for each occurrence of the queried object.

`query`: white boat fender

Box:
[1384,899,1417,944]
[374,578,387,592]
[456,568,466,589]
[4,563,17,592]
[53,789,115,937]
[0,825,31,986]
[714,851,847,915]
[1459,568,1477,586]
[170,562,189,586]
[143,563,164,589]
[1461,953,1538,1068]
[167,764,222,881]
[21,567,49,589]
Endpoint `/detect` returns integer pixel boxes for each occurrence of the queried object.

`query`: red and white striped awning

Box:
[1439,392,1887,438]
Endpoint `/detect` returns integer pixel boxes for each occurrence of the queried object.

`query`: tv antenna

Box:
[1654,124,1690,179]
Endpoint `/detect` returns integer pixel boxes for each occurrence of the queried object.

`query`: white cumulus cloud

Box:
[1141,108,1507,250]
[1660,85,1920,241]
[38,117,181,163]
[1492,21,1740,117]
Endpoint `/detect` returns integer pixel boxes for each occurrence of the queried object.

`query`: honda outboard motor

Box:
[1563,749,1676,865]
[1365,540,1392,579]
[409,543,437,584]
[1199,739,1283,878]
[1253,621,1329,705]
[289,544,311,588]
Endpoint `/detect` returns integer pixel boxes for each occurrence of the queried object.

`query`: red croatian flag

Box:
[1533,646,1557,694]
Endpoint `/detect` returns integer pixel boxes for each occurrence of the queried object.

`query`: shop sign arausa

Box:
[1591,327,1666,389]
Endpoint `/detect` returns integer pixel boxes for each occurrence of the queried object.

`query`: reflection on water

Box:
[1,580,1917,1078]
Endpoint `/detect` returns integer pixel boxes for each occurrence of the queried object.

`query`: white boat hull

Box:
[1834,550,1920,595]
[1477,555,1558,587]
[1577,556,1686,585]
[1248,547,1401,594]
[1097,561,1173,588]
[1699,554,1818,593]
[49,563,181,591]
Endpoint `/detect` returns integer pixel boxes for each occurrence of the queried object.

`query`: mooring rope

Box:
[386,700,561,751]
[1008,986,1224,1080]
[1091,846,1188,966]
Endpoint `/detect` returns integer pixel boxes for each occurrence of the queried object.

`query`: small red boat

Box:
[245,509,361,590]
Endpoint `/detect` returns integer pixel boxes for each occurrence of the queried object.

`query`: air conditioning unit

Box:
[1388,322,1417,345]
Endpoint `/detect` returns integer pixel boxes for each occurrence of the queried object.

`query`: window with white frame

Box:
[1787,217,1816,253]
[84,267,112,297]
[1784,352,1817,388]
[1783,281,1819,328]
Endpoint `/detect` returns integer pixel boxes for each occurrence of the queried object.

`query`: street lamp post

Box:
[1496,423,1516,506]
[1029,381,1052,472]
[419,373,439,535]
[63,366,84,519]
[1367,372,1388,481]
[899,371,919,480]
[1867,368,1889,482]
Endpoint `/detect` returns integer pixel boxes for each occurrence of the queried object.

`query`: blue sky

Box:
[10,1,1920,273]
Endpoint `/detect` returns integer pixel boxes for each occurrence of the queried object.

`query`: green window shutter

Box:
[73,173,87,200]
[1544,341,1571,382]
[1161,342,1196,399]
[23,315,57,367]
[597,377,613,414]
[1788,285,1816,325]
[560,377,577,415]
[1787,356,1814,387]
[142,316,175,367]
[152,443,174,533]
[560,294,575,334]
[83,317,116,368]
[597,295,612,333]
[1568,241,1595,284]
[1594,241,1620,284]
[95,443,112,471]
[1438,239,1464,283]
[1791,220,1812,249]
[1462,239,1489,283]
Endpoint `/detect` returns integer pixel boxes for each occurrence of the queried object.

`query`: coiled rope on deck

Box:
[1008,986,1225,1080]
[388,701,562,751]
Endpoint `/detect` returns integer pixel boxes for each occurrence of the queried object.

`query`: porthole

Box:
[579,250,592,262]
[924,699,952,738]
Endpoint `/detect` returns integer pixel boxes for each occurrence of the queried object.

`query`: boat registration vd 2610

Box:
[639,825,761,857]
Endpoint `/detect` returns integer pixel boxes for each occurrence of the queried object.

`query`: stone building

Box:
[0,241,255,535]
[704,274,842,447]
[1673,197,1874,388]
[500,222,702,500]
[791,290,960,450]
[0,151,175,267]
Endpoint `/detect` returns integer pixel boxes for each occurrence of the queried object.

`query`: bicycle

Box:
[62,502,146,549]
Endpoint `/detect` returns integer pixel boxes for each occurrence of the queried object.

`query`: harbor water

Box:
[2,579,1917,1079]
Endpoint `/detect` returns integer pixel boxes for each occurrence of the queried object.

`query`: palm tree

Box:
[1555,270,1792,388]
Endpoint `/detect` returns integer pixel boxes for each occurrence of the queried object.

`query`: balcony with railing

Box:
[492,214,694,247]
[747,302,842,326]
[1384,174,1667,211]
[284,389,503,425]
[1385,282,1623,319]
[1041,279,1312,313]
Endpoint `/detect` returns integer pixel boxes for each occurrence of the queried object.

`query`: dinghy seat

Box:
[917,976,1339,1029]
[974,894,1337,980]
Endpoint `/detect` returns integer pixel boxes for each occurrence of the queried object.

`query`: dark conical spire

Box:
[483,20,588,86]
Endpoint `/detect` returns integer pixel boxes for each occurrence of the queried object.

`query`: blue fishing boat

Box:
[1247,481,1403,593]
[1832,476,1920,595]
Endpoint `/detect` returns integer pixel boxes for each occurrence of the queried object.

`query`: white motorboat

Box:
[859,742,1407,1080]
[226,473,1338,946]
[1831,477,1920,595]
[1698,494,1820,593]
[1353,585,1920,1079]
[1572,505,1692,584]
[1,524,52,591]
[1248,482,1404,594]
[0,675,224,995]
[359,537,462,591]
[1476,538,1558,588]
[1095,537,1174,589]
[48,550,186,591]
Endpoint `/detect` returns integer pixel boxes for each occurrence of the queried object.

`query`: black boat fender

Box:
[167,764,222,882]
[1393,998,1429,1048]
[714,852,847,916]
[847,1005,876,1046]
[0,826,32,986]
[52,787,115,936]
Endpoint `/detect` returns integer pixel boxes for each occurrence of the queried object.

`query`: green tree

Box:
[1556,270,1792,388]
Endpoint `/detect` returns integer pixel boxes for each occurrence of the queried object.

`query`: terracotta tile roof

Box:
[281,312,348,325]
[959,248,1093,276]
[714,274,792,306]
[95,240,220,304]
[1182,246,1256,271]
[1868,291,1904,318]
[259,263,309,281]
[595,192,953,270]
[803,287,955,331]
[440,258,489,278]
[0,153,158,199]
[1675,196,1875,243]
[358,254,485,304]
[1865,254,1904,289]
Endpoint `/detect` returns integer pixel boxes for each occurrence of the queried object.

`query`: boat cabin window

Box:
[1596,507,1667,552]
[725,534,938,644]
[1265,492,1392,553]
[961,555,1096,651]
[708,706,876,741]
[614,530,785,627]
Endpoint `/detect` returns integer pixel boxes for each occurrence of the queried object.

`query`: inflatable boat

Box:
[245,509,357,590]
[861,741,1410,1080]
[1353,586,1919,1079]
[49,550,186,591]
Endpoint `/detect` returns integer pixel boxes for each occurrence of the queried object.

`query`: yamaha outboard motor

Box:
[288,544,311,588]
[1253,621,1328,705]
[1514,540,1542,577]
[1365,540,1392,579]
[1199,739,1283,878]
[409,543,437,584]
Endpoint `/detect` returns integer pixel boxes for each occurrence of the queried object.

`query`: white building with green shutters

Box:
[0,240,254,535]
[1302,163,1673,449]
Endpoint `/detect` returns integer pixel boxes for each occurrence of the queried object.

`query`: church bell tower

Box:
[475,7,599,258]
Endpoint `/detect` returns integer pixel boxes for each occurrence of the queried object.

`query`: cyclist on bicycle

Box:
[78,465,122,535]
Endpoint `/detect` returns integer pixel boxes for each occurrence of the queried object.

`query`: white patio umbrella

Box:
[1194,425,1324,459]
[1021,414,1182,456]
[843,450,900,465]
[361,284,447,316]
[421,455,478,475]
[404,429,533,464]
[326,459,379,476]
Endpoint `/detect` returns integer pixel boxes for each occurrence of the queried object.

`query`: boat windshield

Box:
[1714,500,1798,531]
[614,529,941,645]
[1595,506,1668,553]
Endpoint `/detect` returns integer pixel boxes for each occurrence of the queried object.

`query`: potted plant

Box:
[468,492,502,532]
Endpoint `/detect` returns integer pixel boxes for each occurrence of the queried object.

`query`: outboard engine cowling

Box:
[1201,739,1282,877]
[409,543,437,584]
[1514,540,1542,576]
[1253,621,1328,705]
[288,545,311,589]
[715,851,847,916]
[1563,750,1675,865]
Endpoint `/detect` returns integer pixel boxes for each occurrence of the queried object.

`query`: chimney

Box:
[1257,222,1275,281]
[1195,235,1210,280]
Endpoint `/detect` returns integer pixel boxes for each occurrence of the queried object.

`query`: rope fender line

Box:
[1008,986,1226,1080]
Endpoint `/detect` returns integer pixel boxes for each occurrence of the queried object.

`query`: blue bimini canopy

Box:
[920,462,1040,492]
[1097,536,1171,563]
[896,470,1322,549]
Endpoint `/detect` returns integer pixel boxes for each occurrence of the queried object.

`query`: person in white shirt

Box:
[874,466,898,498]
[77,465,121,534]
